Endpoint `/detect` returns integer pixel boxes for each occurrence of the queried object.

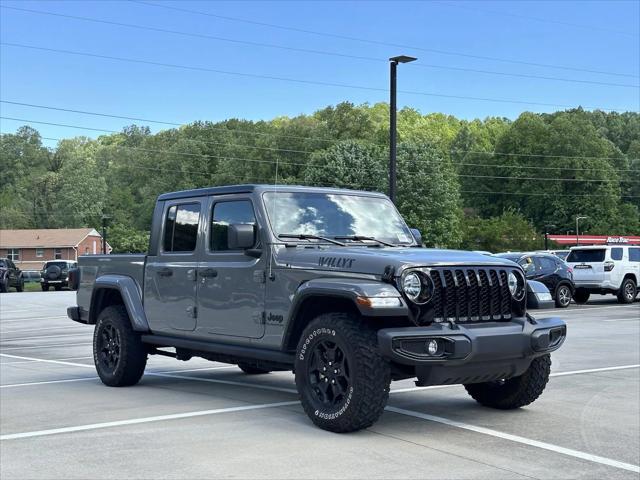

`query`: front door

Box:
[196,196,266,339]
[144,198,203,333]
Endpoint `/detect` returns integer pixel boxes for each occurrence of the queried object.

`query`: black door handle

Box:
[157,268,173,277]
[200,268,218,278]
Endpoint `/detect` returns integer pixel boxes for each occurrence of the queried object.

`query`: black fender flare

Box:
[90,275,150,332]
[282,277,408,350]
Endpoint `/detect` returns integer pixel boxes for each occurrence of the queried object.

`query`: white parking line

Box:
[561,305,639,314]
[1,326,88,334]
[0,355,93,365]
[1,377,98,388]
[0,316,69,323]
[0,342,90,351]
[0,401,300,441]
[1,333,92,342]
[385,406,640,474]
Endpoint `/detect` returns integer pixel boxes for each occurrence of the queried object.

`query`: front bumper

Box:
[378,316,566,386]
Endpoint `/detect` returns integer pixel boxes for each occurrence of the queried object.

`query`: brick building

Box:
[0,228,111,271]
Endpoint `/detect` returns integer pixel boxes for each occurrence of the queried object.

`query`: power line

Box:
[133,0,640,80]
[0,42,628,112]
[2,118,638,175]
[3,5,637,89]
[3,120,638,185]
[435,1,639,38]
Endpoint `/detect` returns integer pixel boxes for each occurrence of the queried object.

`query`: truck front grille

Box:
[428,267,513,323]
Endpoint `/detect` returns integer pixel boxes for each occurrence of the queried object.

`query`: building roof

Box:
[0,228,102,248]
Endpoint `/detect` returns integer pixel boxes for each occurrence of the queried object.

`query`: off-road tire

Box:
[93,305,147,387]
[0,278,7,293]
[54,285,62,291]
[295,312,391,433]
[237,363,271,375]
[464,354,551,409]
[16,279,24,292]
[554,284,572,308]
[573,289,590,304]
[617,278,637,304]
[41,284,49,291]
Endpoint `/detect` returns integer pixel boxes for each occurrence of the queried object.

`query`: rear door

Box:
[144,198,203,333]
[196,195,266,339]
[567,248,606,283]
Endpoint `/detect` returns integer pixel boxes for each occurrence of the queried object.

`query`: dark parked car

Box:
[495,253,575,308]
[41,260,77,291]
[0,258,24,292]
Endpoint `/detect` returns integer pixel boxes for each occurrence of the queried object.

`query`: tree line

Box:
[1,103,638,252]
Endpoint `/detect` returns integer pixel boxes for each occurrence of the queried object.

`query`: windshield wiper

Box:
[279,234,346,246]
[333,235,397,247]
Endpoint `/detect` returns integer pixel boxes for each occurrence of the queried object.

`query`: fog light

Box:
[427,339,439,355]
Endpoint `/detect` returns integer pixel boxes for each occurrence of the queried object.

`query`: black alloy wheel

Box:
[97,323,121,374]
[307,339,351,408]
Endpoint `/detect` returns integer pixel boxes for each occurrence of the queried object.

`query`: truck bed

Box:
[77,254,147,314]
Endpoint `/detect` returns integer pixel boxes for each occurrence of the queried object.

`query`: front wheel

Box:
[16,279,24,292]
[295,312,390,433]
[93,305,147,387]
[41,284,49,291]
[464,354,551,409]
[555,284,572,308]
[618,278,637,304]
[573,289,590,304]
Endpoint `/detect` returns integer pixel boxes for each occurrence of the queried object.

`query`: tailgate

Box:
[567,248,606,283]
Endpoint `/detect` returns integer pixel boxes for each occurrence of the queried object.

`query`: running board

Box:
[141,334,295,366]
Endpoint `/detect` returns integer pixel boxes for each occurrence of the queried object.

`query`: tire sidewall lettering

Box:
[298,327,336,361]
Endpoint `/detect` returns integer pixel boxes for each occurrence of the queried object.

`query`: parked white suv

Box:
[566,245,639,304]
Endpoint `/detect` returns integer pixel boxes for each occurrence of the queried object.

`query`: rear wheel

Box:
[54,285,62,291]
[93,305,147,387]
[554,284,572,308]
[41,284,49,291]
[0,278,7,293]
[617,278,637,304]
[295,312,390,433]
[16,278,24,292]
[573,289,590,304]
[464,354,551,409]
[237,363,271,375]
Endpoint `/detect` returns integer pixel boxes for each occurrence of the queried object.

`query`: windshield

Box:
[263,192,414,245]
[567,249,605,263]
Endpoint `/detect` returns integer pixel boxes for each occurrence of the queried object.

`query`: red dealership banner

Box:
[547,235,640,246]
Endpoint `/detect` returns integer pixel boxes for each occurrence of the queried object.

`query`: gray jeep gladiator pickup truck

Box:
[68,184,566,432]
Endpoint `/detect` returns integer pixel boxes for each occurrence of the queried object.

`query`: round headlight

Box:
[508,271,525,300]
[402,272,422,300]
[401,270,434,304]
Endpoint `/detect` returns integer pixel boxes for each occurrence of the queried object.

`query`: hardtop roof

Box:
[157,184,387,201]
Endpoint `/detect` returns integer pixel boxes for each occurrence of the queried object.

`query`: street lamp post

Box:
[575,216,587,246]
[389,55,417,204]
[101,215,112,254]
[544,224,556,250]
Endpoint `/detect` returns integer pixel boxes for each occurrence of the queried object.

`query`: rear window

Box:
[45,261,71,268]
[567,249,606,263]
[610,248,623,261]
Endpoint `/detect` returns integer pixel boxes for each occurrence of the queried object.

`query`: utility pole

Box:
[544,224,556,250]
[389,55,417,204]
[575,216,587,247]
[101,215,111,254]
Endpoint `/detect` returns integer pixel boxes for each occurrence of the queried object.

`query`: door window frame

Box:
[159,198,204,256]
[204,195,261,257]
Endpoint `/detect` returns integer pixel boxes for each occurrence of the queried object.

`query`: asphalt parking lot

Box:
[1,292,638,479]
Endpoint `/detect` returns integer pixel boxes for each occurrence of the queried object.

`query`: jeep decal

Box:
[318,256,356,269]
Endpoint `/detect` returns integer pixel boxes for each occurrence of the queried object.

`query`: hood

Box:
[273,245,515,277]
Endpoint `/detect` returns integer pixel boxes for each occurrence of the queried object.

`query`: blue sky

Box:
[1,0,638,146]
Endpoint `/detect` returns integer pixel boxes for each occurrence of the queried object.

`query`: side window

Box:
[610,248,623,261]
[163,203,201,252]
[539,257,557,272]
[211,200,256,251]
[630,248,640,262]
[519,257,535,274]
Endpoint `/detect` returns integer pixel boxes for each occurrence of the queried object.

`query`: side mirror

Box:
[410,228,423,246]
[227,224,256,250]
